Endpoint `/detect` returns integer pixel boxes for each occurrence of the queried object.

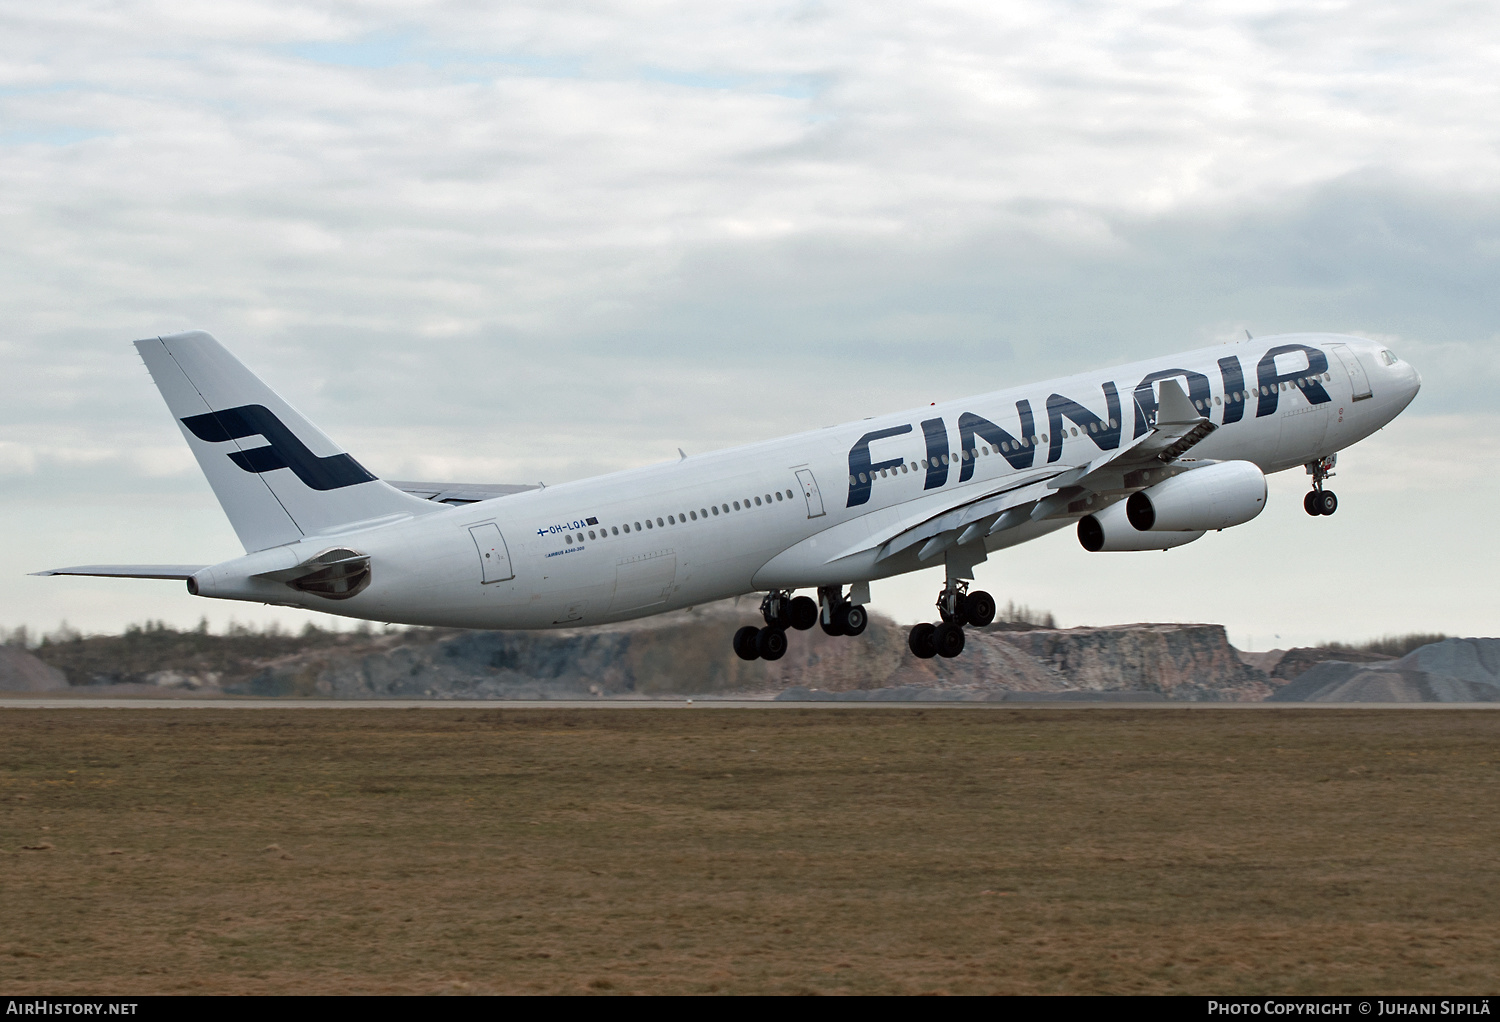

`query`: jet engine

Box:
[1125,460,1267,532]
[1078,501,1205,551]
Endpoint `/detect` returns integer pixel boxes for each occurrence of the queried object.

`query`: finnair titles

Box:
[38,332,1419,661]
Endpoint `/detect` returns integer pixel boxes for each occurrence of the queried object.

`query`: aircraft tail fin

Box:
[136,331,438,552]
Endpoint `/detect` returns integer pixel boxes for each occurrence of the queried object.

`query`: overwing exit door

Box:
[468,522,514,583]
[795,468,826,518]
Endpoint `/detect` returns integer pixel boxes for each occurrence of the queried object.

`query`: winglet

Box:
[1154,378,1204,426]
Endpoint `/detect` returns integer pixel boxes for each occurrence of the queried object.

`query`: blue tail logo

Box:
[181,405,376,491]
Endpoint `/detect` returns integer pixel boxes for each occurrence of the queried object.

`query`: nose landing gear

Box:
[1305,455,1338,516]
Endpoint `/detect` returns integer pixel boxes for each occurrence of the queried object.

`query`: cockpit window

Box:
[1380,349,1399,365]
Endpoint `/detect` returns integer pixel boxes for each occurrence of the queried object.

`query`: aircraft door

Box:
[795,468,826,518]
[468,522,514,583]
[1329,344,1373,401]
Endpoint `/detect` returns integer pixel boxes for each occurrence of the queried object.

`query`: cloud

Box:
[3,0,1498,635]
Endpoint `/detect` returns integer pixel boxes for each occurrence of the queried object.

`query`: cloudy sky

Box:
[3,0,1497,648]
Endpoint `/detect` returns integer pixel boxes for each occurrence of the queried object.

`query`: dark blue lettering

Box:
[921,418,948,490]
[1218,356,1246,424]
[1046,384,1121,464]
[957,402,1036,479]
[1256,344,1332,417]
[846,424,914,507]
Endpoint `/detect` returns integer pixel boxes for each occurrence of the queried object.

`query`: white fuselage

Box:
[192,333,1419,629]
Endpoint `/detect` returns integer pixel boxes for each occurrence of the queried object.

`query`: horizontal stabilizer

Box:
[31,565,206,580]
[388,480,539,506]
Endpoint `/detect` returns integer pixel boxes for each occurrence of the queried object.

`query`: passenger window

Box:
[754,497,762,506]
[634,521,642,530]
[764,494,772,503]
[589,530,596,540]
[646,520,653,529]
[712,506,719,516]
[690,511,697,520]
[734,501,742,510]
[612,526,619,535]
[722,504,729,513]
[657,517,664,527]
[623,524,630,533]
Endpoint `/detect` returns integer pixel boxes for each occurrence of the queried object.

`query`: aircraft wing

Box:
[837,379,1216,566]
[387,480,540,506]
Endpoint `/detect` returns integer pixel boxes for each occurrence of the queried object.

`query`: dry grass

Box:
[1,707,1497,995]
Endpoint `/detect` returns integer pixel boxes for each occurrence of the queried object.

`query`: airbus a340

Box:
[38,331,1419,660]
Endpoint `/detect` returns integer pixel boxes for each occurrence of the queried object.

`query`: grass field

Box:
[1,707,1497,995]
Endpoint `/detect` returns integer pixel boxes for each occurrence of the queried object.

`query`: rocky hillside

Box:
[1267,638,1500,702]
[11,607,1485,702]
[218,606,1271,701]
[0,646,68,692]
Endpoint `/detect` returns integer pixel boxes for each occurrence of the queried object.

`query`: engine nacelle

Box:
[1078,501,1205,551]
[1126,460,1267,532]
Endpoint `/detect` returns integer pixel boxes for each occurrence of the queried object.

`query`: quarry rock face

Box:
[233,607,1274,701]
[0,646,69,692]
[26,603,1490,703]
[987,623,1273,701]
[1268,638,1500,702]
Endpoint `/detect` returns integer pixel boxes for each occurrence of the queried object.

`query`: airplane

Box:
[36,331,1420,661]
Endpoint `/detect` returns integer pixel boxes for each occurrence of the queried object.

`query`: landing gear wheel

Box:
[733,625,762,661]
[787,596,819,631]
[933,621,966,659]
[832,602,868,636]
[756,626,788,661]
[820,614,845,636]
[963,591,996,627]
[1304,491,1321,516]
[1315,490,1338,516]
[908,622,937,659]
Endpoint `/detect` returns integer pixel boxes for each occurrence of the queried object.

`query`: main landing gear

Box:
[1304,455,1338,516]
[732,589,820,661]
[908,583,996,660]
